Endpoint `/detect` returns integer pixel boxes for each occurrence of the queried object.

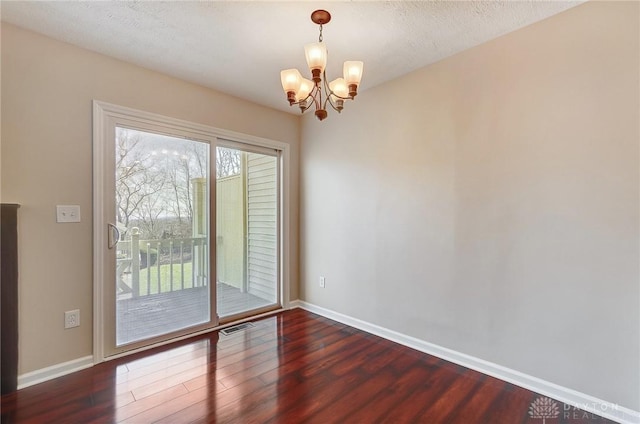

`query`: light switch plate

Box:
[56,205,81,223]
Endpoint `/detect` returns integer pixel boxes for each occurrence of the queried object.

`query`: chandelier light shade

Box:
[304,42,327,75]
[280,9,364,121]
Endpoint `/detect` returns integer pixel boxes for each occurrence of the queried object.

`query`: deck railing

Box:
[117,229,208,298]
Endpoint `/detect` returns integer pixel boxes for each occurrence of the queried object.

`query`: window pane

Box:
[216,147,278,317]
[115,127,210,346]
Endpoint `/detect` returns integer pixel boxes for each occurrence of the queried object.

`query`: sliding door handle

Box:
[108,223,120,249]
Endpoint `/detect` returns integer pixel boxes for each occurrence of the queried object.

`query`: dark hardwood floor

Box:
[1,309,615,423]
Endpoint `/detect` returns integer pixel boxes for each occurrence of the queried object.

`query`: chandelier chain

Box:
[318,24,323,43]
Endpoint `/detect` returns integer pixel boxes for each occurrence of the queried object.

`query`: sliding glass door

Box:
[94,102,283,358]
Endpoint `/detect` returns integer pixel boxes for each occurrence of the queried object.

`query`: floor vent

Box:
[220,322,255,336]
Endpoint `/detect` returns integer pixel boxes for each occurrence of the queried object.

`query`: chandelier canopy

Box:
[280,10,364,121]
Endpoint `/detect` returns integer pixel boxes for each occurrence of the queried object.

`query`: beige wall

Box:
[301,1,639,410]
[0,23,300,374]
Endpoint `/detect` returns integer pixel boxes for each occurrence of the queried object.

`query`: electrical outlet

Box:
[65,309,80,329]
[319,276,326,288]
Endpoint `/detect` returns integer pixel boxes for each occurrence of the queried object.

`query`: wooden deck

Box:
[216,281,275,317]
[1,309,617,423]
[117,283,274,345]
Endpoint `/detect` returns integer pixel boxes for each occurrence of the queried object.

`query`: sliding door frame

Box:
[92,101,291,363]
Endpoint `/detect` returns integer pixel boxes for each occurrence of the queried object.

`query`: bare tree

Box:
[115,129,167,229]
[190,143,208,178]
[116,131,241,241]
[164,143,208,232]
[216,147,241,178]
[134,189,166,239]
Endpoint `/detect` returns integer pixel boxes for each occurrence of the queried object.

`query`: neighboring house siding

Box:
[246,153,277,302]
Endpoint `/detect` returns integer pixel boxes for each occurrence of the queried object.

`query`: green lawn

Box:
[137,262,202,295]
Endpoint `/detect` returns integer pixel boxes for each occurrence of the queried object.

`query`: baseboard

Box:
[17,355,94,390]
[290,300,640,424]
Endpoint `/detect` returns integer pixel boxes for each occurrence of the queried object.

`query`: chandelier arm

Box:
[323,87,343,114]
[318,82,324,109]
[309,85,322,110]
[290,84,321,112]
[290,96,311,108]
[321,76,332,110]
[321,70,331,92]
[326,96,342,113]
[329,93,354,101]
[321,70,332,110]
[322,71,348,113]
[303,94,318,112]
[322,96,331,111]
[321,71,352,102]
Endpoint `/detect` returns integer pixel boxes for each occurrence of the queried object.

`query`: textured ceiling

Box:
[1,1,583,114]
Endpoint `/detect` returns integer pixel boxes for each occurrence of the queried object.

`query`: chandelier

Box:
[280,10,364,121]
